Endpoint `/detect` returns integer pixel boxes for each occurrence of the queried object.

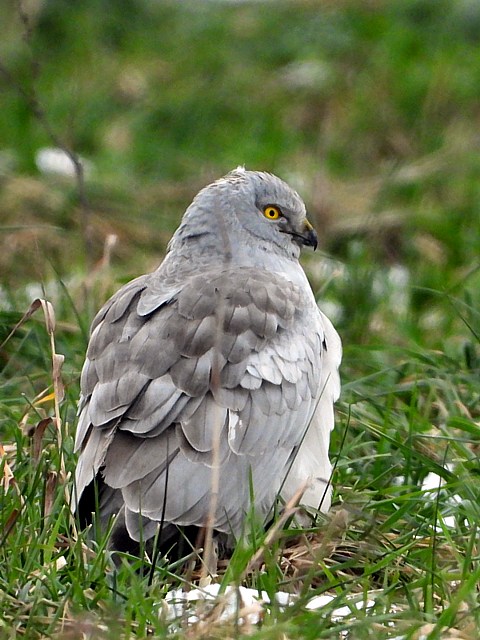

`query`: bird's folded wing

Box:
[75,266,328,534]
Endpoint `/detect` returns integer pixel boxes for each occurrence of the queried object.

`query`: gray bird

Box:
[74,168,341,558]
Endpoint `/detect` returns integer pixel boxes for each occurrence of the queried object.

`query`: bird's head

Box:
[171,167,318,261]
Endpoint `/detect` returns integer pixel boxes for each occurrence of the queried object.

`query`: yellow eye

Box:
[263,205,281,220]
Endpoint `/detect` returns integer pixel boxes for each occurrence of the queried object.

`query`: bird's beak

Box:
[298,218,318,251]
[280,216,318,250]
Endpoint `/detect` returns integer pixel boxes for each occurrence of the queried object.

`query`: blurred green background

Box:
[1,0,480,352]
[2,6,480,634]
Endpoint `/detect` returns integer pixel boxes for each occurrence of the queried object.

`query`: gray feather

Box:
[181,395,228,452]
[103,430,180,488]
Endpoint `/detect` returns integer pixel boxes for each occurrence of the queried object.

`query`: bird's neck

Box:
[163,233,310,294]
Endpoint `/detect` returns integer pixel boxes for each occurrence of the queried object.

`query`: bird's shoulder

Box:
[78,264,326,427]
[86,265,320,360]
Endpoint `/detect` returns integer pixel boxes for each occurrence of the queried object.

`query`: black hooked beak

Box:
[286,218,318,251]
[301,220,318,250]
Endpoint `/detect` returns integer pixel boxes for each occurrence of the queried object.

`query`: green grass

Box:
[1,1,480,638]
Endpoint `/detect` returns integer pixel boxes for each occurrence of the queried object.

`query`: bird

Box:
[74,167,342,560]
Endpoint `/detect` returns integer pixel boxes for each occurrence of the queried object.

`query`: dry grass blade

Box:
[0,443,15,491]
[200,201,233,584]
[32,417,53,462]
[45,471,58,518]
[0,298,44,350]
[242,481,308,578]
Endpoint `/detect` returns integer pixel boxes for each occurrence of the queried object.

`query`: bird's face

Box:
[172,168,318,262]
[222,168,318,258]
